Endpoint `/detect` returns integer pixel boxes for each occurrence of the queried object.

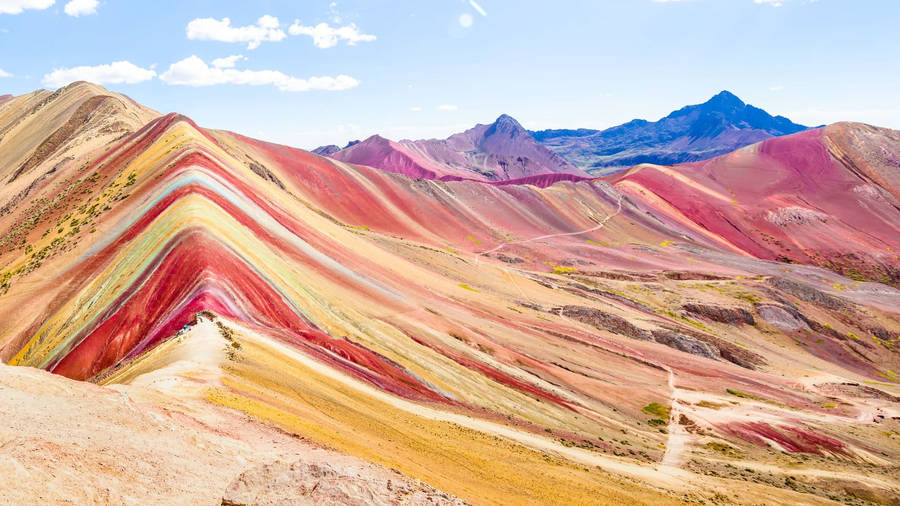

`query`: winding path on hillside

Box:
[477,191,623,259]
[471,186,691,467]
[660,367,690,467]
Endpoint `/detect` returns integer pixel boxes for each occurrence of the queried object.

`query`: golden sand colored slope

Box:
[0,323,466,505]
[0,81,157,182]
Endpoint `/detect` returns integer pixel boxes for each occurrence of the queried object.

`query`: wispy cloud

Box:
[0,0,54,15]
[755,0,819,6]
[42,61,155,88]
[0,68,11,77]
[437,104,458,111]
[469,0,487,16]
[63,0,97,17]
[186,15,286,50]
[328,1,342,23]
[653,0,816,4]
[288,20,375,48]
[159,55,359,92]
[769,85,785,92]
[410,106,422,112]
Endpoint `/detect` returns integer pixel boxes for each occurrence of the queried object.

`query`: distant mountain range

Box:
[317,114,589,185]
[531,91,809,174]
[317,91,808,180]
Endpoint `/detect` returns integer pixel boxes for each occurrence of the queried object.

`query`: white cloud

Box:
[159,55,359,92]
[754,0,819,5]
[410,106,422,112]
[211,54,244,68]
[328,1,341,23]
[0,0,53,15]
[437,104,458,111]
[42,60,155,88]
[769,85,785,92]
[458,13,473,28]
[186,15,286,50]
[63,0,97,16]
[287,20,375,49]
[469,0,487,16]
[0,68,10,77]
[0,0,56,14]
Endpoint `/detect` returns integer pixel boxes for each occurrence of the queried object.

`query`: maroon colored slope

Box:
[612,123,900,285]
[330,134,443,180]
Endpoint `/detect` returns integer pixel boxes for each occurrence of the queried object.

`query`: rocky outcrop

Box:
[765,206,828,226]
[247,159,285,190]
[658,324,765,370]
[558,305,760,366]
[564,282,655,313]
[756,303,876,349]
[558,305,652,340]
[756,305,810,333]
[661,271,731,281]
[495,253,524,264]
[583,270,658,282]
[767,278,847,311]
[682,303,755,326]
[650,329,719,360]
[815,382,900,403]
[868,326,899,342]
[222,461,464,506]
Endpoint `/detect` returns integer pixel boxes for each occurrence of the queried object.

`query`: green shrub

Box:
[641,402,670,418]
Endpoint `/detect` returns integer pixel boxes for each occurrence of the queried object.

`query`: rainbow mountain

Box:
[0,82,898,504]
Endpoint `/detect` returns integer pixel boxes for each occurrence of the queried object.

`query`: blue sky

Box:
[1,0,898,148]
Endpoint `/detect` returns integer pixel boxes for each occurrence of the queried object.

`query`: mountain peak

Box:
[704,90,745,108]
[533,91,808,172]
[485,114,527,139]
[362,134,389,144]
[311,144,340,156]
[494,114,523,127]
